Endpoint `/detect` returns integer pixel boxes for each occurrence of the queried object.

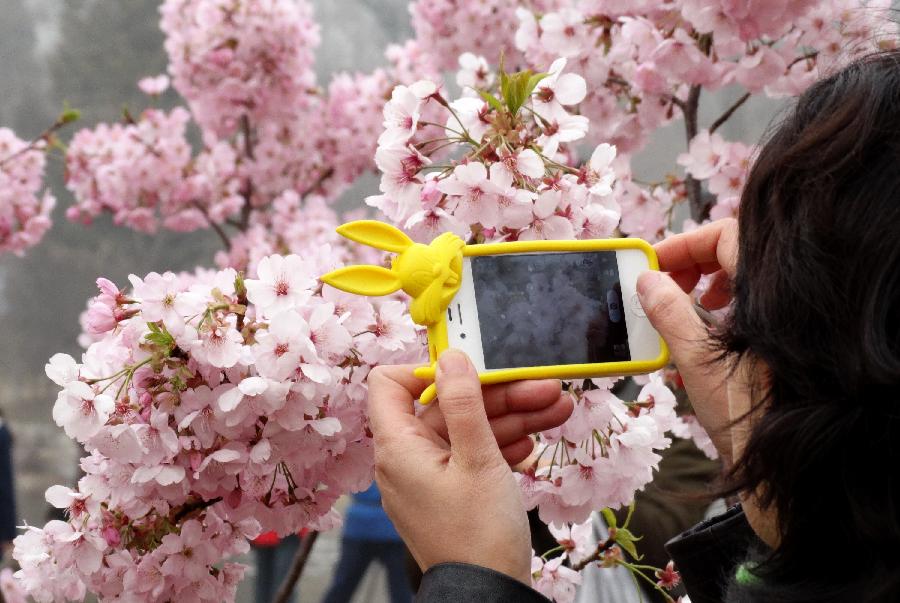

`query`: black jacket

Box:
[416,505,761,603]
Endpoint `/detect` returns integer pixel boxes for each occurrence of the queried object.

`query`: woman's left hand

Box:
[368,350,573,584]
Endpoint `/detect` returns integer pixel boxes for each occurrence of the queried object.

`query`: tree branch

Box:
[171,496,222,524]
[571,536,618,572]
[273,531,319,603]
[0,114,74,168]
[709,92,751,134]
[191,201,232,249]
[681,83,709,222]
[300,167,335,199]
[236,114,256,232]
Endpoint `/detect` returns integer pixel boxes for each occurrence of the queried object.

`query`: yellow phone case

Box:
[321,220,669,404]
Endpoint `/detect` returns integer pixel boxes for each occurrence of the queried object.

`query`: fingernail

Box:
[636,271,661,301]
[438,349,471,375]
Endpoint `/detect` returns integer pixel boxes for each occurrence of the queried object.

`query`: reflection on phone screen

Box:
[471,251,630,370]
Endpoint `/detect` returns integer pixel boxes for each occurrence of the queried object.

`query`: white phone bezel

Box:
[445,249,662,373]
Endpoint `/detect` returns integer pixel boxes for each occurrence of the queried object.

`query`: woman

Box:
[367,49,900,603]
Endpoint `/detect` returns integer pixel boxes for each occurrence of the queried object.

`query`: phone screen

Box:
[470,251,630,369]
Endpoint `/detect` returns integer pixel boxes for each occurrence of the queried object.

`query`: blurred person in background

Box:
[0,410,16,565]
[320,482,412,603]
[252,529,301,603]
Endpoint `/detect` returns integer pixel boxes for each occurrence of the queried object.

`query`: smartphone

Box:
[444,244,667,379]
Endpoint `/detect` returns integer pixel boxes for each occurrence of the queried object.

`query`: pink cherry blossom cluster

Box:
[64,108,244,233]
[13,251,423,602]
[408,0,526,72]
[0,128,55,255]
[514,0,897,152]
[65,0,396,241]
[518,375,678,527]
[160,0,319,138]
[367,57,623,244]
[677,130,753,222]
[522,375,687,602]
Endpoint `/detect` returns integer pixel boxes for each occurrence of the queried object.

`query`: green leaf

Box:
[234,272,247,299]
[524,72,549,99]
[601,508,618,530]
[502,69,546,117]
[500,70,511,112]
[60,108,81,124]
[614,527,643,561]
[59,101,81,125]
[478,90,504,112]
[147,322,161,333]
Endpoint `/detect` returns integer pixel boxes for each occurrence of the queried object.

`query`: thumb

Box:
[435,349,504,470]
[637,271,714,381]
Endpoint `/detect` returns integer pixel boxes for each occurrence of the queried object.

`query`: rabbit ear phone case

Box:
[321,220,669,404]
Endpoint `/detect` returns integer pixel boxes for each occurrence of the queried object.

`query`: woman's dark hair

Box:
[720,49,900,602]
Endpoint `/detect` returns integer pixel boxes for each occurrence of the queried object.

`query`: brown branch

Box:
[571,536,618,572]
[240,114,255,161]
[236,114,256,232]
[171,496,222,524]
[788,50,819,69]
[0,116,72,168]
[709,92,751,134]
[681,83,709,222]
[191,200,232,249]
[300,167,335,199]
[272,531,319,603]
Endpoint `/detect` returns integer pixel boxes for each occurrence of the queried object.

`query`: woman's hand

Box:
[368,351,573,584]
[637,218,739,464]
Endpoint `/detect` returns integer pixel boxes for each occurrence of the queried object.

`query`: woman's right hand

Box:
[636,218,739,464]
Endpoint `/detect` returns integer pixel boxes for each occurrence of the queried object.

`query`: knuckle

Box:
[438,385,483,415]
[367,365,388,388]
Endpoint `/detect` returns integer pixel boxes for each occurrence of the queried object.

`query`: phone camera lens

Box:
[460,333,467,339]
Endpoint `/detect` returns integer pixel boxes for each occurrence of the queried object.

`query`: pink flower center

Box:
[578,464,594,480]
[536,87,555,103]
[274,343,289,357]
[275,280,290,296]
[80,398,95,416]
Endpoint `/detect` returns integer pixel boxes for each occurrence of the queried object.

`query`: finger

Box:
[482,379,563,416]
[699,269,733,310]
[486,394,575,447]
[419,379,561,436]
[637,271,718,386]
[425,392,574,448]
[423,390,573,447]
[434,349,504,469]
[655,218,739,278]
[367,365,430,441]
[500,437,536,466]
[669,266,702,293]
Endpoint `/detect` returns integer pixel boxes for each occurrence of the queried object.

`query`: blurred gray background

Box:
[0,1,780,601]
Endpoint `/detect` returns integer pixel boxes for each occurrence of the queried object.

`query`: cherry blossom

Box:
[10,1,898,601]
[15,254,421,601]
[0,128,55,255]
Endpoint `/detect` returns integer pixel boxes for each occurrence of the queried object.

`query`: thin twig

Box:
[300,167,335,199]
[272,531,320,603]
[171,496,222,524]
[0,117,70,168]
[571,536,618,572]
[191,200,232,249]
[709,92,751,134]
